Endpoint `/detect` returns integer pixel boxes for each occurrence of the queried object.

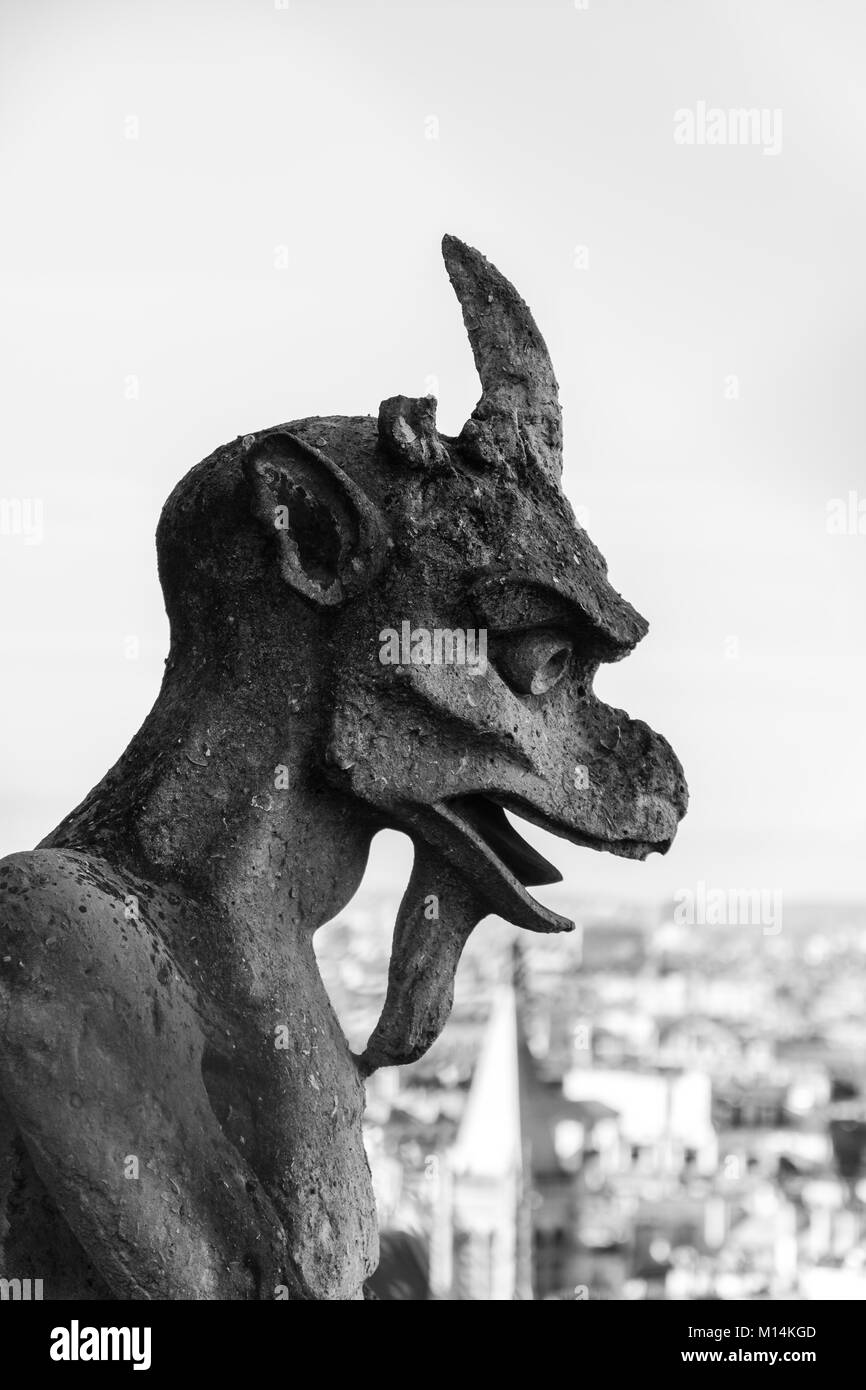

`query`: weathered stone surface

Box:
[0,236,687,1299]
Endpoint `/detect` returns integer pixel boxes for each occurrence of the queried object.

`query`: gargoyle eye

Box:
[490,628,573,696]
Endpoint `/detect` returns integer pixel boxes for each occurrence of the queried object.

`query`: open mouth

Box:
[361,791,679,1073]
[443,795,563,887]
[493,793,675,864]
[419,792,675,935]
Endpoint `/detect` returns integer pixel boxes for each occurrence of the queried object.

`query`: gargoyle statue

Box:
[0,236,687,1300]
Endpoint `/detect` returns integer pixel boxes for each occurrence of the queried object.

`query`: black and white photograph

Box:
[0,0,863,1368]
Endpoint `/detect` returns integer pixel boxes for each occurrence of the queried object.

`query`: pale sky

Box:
[1,0,864,912]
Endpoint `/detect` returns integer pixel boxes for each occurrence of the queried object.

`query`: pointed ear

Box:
[243,431,388,607]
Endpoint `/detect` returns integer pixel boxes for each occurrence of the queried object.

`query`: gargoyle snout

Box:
[580,707,689,850]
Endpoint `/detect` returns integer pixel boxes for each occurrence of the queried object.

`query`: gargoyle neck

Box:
[47,654,376,930]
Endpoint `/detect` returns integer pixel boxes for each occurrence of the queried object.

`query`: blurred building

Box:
[346,896,866,1299]
[437,961,618,1300]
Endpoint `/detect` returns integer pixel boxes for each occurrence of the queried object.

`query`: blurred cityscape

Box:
[315,896,866,1301]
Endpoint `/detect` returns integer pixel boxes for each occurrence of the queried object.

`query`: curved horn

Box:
[442,234,563,485]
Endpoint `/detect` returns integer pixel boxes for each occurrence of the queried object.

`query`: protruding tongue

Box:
[359,847,487,1075]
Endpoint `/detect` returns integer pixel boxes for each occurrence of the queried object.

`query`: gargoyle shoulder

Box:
[0,849,127,972]
[0,848,177,1022]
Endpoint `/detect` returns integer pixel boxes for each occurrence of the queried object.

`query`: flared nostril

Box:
[671,777,689,816]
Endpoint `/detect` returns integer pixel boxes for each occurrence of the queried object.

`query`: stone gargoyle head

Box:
[156,234,688,1072]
